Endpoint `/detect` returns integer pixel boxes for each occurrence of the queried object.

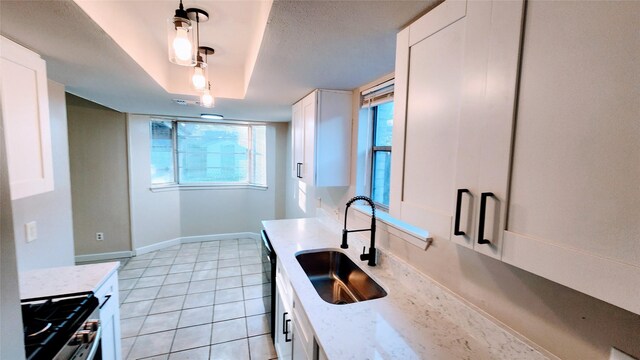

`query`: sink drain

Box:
[334,300,349,305]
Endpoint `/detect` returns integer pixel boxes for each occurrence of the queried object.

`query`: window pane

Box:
[252,126,267,186]
[150,120,175,184]
[177,123,249,183]
[374,101,394,146]
[372,150,391,207]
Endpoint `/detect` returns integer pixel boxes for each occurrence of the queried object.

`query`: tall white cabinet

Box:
[390,0,524,259]
[291,90,352,187]
[0,36,54,200]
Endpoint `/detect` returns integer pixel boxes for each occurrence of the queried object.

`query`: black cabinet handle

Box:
[285,319,292,342]
[477,192,494,244]
[282,311,288,334]
[454,189,469,236]
[99,294,112,309]
[296,163,303,178]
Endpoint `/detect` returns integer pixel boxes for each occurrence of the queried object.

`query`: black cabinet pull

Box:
[454,189,469,236]
[477,192,494,244]
[282,311,288,334]
[285,319,292,342]
[296,163,302,178]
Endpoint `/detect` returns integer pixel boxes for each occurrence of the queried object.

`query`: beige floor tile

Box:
[127,330,175,359]
[218,251,239,260]
[119,278,138,290]
[149,295,185,314]
[209,338,249,360]
[218,258,241,268]
[158,283,190,298]
[249,334,277,360]
[246,314,270,337]
[215,287,244,304]
[241,273,268,286]
[216,266,242,278]
[241,264,263,275]
[193,261,217,271]
[216,276,242,290]
[183,291,215,309]
[149,257,175,267]
[239,257,261,266]
[120,300,153,319]
[244,297,269,316]
[125,287,161,303]
[120,316,145,338]
[178,306,213,327]
[119,268,145,279]
[135,275,166,288]
[242,284,268,300]
[139,311,180,335]
[213,301,245,322]
[142,266,171,277]
[173,255,198,265]
[123,260,151,270]
[154,250,178,259]
[188,279,217,294]
[190,269,218,281]
[168,346,210,360]
[200,241,220,248]
[164,272,192,285]
[121,336,135,359]
[171,324,212,352]
[169,263,195,274]
[210,318,247,344]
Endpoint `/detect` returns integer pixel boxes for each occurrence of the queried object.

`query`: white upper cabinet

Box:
[501,1,640,315]
[0,36,54,200]
[291,89,352,187]
[390,0,524,259]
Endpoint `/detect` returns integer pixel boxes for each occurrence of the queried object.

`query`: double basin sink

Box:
[295,250,387,305]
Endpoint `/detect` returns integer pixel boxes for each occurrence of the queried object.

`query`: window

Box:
[371,101,393,207]
[150,120,267,187]
[360,80,394,209]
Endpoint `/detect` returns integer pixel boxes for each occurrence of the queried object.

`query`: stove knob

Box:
[83,319,100,331]
[75,330,92,344]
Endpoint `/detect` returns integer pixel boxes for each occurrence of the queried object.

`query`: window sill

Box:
[352,204,431,249]
[150,184,268,192]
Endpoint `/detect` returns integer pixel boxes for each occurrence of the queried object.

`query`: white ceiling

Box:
[0,0,439,122]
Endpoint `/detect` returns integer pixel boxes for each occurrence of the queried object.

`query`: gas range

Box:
[21,292,101,360]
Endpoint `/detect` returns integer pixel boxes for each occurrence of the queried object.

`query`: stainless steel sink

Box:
[295,250,387,305]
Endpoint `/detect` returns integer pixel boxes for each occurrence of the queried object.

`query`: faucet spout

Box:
[342,196,378,266]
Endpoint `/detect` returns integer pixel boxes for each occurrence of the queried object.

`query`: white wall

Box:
[11,80,75,271]
[128,116,287,250]
[128,115,182,250]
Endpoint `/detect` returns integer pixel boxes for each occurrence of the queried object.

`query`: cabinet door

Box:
[0,36,54,200]
[502,1,640,315]
[95,271,122,360]
[292,100,304,179]
[450,0,524,259]
[301,92,317,184]
[275,280,292,359]
[390,0,470,242]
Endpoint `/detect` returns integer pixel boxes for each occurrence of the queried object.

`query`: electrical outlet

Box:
[25,222,37,242]
[96,232,104,241]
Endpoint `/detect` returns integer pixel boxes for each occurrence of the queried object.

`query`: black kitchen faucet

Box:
[341,195,378,266]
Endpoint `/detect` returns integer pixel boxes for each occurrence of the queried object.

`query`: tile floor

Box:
[117,238,277,360]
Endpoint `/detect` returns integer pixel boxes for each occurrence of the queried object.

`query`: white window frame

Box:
[150,119,268,190]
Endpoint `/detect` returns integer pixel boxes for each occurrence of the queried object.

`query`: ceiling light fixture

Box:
[201,114,224,120]
[200,81,215,108]
[192,46,214,91]
[167,0,197,66]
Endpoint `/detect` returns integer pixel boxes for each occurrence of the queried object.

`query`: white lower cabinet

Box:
[276,260,326,360]
[94,270,121,360]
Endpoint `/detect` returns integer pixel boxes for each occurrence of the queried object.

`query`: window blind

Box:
[361,79,394,108]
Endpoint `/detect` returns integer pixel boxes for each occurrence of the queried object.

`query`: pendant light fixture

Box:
[167,0,197,66]
[192,46,214,91]
[186,8,210,89]
[201,81,215,108]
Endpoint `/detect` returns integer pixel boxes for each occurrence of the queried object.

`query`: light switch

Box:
[25,221,37,242]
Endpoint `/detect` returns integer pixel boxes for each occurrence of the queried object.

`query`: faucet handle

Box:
[360,246,369,261]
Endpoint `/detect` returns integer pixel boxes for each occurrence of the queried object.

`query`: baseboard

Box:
[134,232,260,255]
[134,237,181,256]
[75,251,133,263]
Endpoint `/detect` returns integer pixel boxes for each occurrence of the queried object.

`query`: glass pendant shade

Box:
[191,64,207,90]
[201,86,214,108]
[167,15,197,66]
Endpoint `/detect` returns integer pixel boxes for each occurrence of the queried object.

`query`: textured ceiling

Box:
[0,0,439,122]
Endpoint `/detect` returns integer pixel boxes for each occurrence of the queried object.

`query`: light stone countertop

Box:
[19,262,119,300]
[263,217,548,360]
